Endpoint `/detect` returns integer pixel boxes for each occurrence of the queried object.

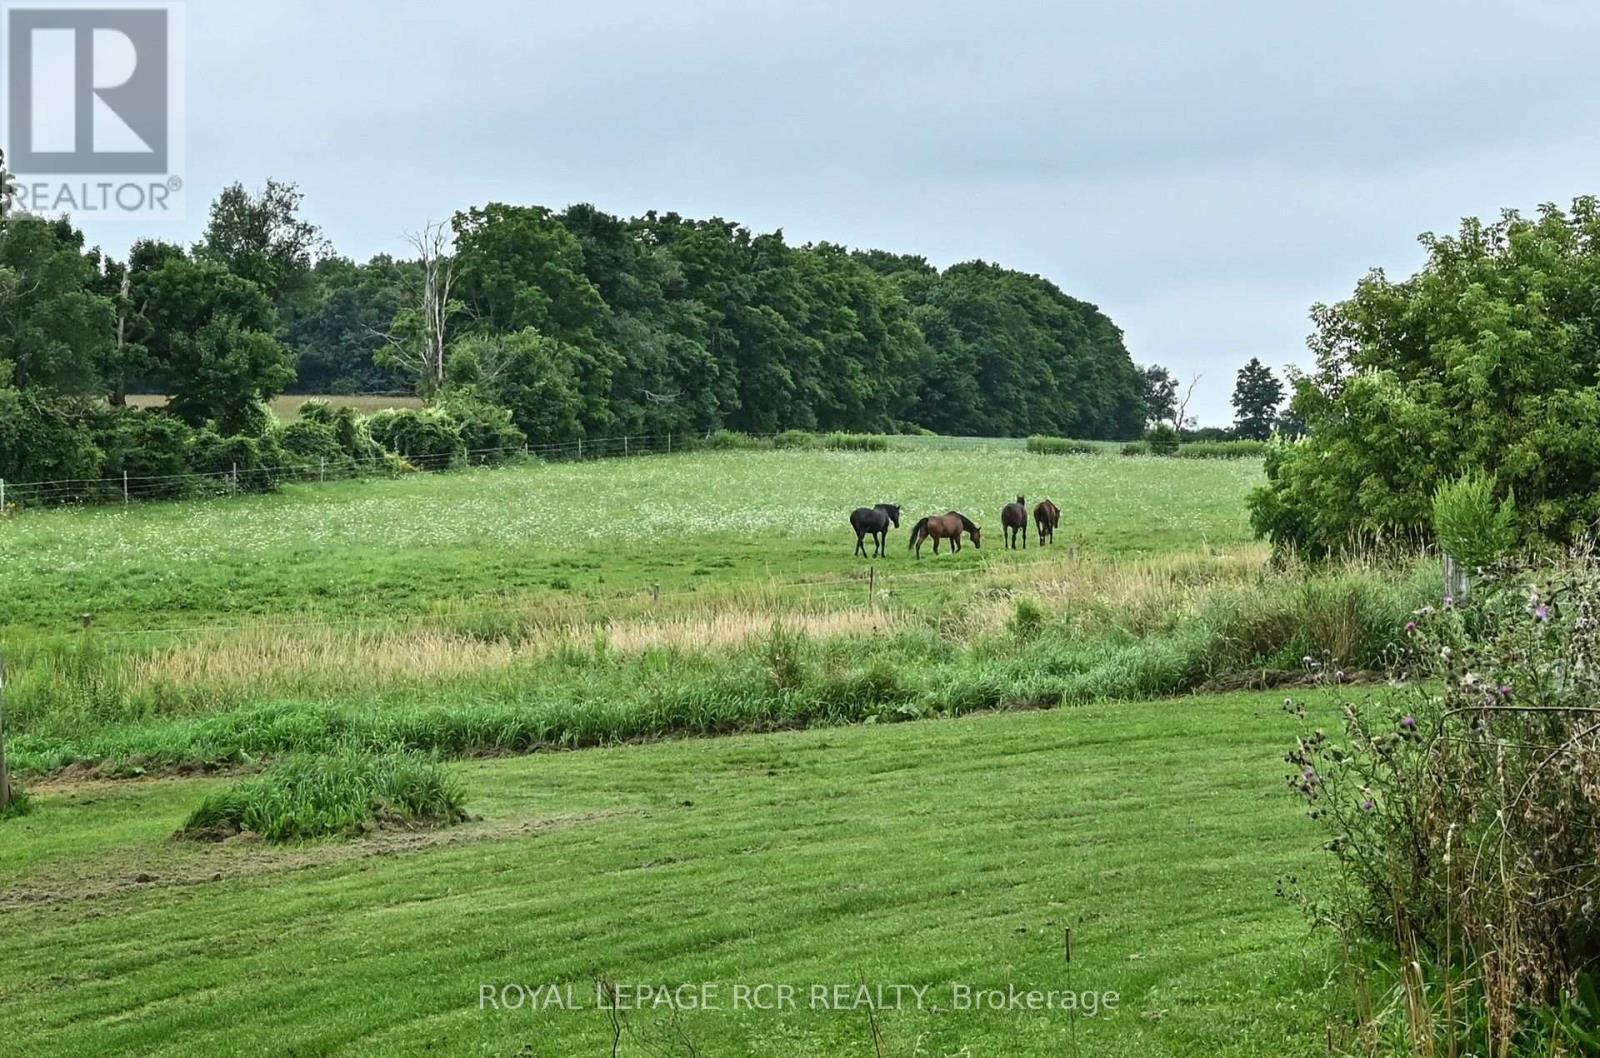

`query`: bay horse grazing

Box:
[850,503,901,557]
[1001,495,1028,549]
[908,511,981,558]
[1033,499,1060,545]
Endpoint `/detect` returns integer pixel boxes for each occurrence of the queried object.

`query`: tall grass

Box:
[1176,440,1269,459]
[1026,436,1102,456]
[177,749,467,841]
[7,551,1437,776]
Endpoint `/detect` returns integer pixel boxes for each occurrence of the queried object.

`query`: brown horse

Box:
[1033,499,1060,545]
[1001,495,1028,549]
[908,511,981,558]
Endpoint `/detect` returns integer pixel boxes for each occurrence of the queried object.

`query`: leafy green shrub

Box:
[1027,436,1099,455]
[1432,470,1516,569]
[821,432,889,451]
[1251,199,1600,556]
[1176,440,1267,459]
[1286,557,1600,1050]
[278,418,345,464]
[700,429,768,450]
[1143,423,1180,455]
[1119,441,1151,457]
[773,429,821,450]
[365,408,467,467]
[190,429,284,493]
[96,409,196,498]
[437,397,526,463]
[0,388,103,489]
[178,749,468,842]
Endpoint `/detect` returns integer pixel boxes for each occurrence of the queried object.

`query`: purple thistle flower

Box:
[1534,604,1550,622]
[1400,714,1417,731]
[1497,683,1514,699]
[1405,621,1418,634]
[1302,766,1318,785]
[1362,798,1375,812]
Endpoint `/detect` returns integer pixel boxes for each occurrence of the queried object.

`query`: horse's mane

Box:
[954,511,978,533]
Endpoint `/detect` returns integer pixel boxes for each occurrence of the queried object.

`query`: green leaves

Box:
[1432,470,1516,569]
[1252,197,1600,555]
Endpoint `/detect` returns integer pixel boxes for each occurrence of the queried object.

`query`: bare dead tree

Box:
[1173,371,1203,432]
[373,221,459,398]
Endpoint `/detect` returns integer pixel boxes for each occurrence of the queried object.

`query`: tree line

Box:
[0,177,1177,491]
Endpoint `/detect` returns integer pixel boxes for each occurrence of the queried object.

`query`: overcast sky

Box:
[68,0,1600,424]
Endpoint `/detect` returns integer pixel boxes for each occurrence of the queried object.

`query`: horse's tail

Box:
[908,517,929,548]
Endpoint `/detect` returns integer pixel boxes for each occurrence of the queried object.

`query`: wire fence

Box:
[0,430,736,512]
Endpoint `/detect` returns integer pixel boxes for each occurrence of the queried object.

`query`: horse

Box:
[1033,498,1060,545]
[1001,495,1028,549]
[908,511,981,558]
[850,503,901,557]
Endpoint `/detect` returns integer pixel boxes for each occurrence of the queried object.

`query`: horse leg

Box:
[877,530,887,556]
[1022,523,1027,549]
[855,531,865,557]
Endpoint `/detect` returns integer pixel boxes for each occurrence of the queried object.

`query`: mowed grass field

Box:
[0,444,1383,1055]
[0,690,1332,1058]
[0,445,1262,631]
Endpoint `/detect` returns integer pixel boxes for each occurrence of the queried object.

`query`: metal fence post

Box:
[623,435,629,457]
[231,462,238,494]
[578,437,583,461]
[1,478,6,515]
[123,470,129,504]
[319,457,326,483]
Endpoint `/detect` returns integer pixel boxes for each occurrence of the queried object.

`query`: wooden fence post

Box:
[319,457,326,483]
[1443,552,1471,603]
[122,470,129,505]
[0,651,9,812]
[867,566,876,610]
[231,462,239,494]
[623,435,630,457]
[1,478,6,515]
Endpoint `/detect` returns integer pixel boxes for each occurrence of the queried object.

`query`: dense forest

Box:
[0,180,1155,489]
[283,202,1147,439]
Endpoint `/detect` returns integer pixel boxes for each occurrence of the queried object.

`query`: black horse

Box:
[850,503,902,557]
[1001,495,1028,549]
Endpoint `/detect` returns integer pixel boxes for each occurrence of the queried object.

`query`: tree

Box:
[0,214,115,394]
[1249,196,1600,553]
[1173,371,1203,432]
[136,253,294,433]
[198,179,328,307]
[1139,364,1177,426]
[374,222,461,399]
[1230,358,1284,440]
[285,255,411,393]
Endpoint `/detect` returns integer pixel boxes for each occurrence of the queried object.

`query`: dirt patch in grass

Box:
[0,810,618,911]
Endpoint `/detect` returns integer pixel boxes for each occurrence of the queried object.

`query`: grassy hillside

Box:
[0,689,1333,1057]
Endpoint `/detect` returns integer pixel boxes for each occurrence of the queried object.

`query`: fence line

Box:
[0,430,751,513]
